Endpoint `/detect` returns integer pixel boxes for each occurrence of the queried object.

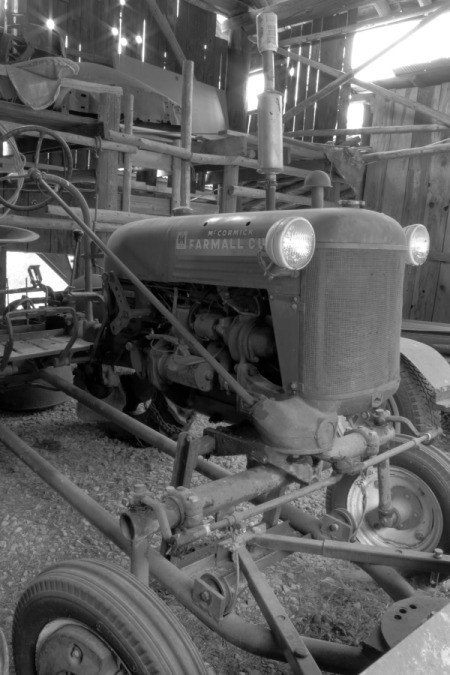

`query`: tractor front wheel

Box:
[13,559,208,675]
[326,439,450,554]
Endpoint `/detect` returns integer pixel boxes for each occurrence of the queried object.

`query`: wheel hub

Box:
[347,466,443,550]
[36,621,127,675]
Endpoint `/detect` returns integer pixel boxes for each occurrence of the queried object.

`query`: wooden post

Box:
[0,247,6,311]
[144,0,186,69]
[96,93,121,210]
[179,60,194,213]
[220,165,239,213]
[122,93,134,213]
[171,140,182,213]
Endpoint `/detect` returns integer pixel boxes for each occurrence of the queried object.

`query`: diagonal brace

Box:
[237,545,322,675]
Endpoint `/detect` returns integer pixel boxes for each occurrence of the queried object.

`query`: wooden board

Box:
[364,83,450,324]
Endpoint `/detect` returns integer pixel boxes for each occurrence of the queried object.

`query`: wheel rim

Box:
[36,620,129,675]
[346,466,443,551]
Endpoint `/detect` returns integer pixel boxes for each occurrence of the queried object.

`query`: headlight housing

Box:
[265,216,315,271]
[404,224,430,266]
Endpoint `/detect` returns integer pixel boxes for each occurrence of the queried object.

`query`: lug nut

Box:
[70,645,82,662]
[200,590,211,603]
[433,548,444,559]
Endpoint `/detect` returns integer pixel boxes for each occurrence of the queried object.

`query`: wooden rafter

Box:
[278,2,447,46]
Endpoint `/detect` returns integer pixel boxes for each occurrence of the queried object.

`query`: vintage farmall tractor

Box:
[1,118,450,675]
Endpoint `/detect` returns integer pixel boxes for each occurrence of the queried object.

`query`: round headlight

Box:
[404,224,430,266]
[265,216,315,271]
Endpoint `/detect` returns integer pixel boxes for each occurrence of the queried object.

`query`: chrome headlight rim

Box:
[265,216,316,271]
[404,223,430,266]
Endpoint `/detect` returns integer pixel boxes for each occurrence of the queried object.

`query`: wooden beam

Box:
[283,4,450,121]
[144,0,186,68]
[47,207,152,223]
[278,7,430,45]
[286,124,450,137]
[279,48,450,127]
[121,93,134,213]
[363,142,450,161]
[373,0,391,17]
[229,184,336,206]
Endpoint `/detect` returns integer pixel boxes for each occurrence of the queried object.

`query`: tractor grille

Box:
[302,248,403,411]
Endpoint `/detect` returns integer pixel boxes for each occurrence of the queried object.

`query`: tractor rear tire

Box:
[390,357,440,433]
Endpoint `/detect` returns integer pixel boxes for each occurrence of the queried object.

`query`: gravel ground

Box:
[0,397,448,674]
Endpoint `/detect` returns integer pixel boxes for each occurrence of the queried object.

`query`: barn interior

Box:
[1,0,450,334]
[1,2,450,675]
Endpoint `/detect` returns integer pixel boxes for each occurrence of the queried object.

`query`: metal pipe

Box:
[252,535,450,573]
[0,410,373,672]
[361,429,440,469]
[377,459,397,527]
[142,544,375,673]
[39,369,178,456]
[0,421,129,553]
[35,370,325,538]
[357,564,415,601]
[34,173,256,408]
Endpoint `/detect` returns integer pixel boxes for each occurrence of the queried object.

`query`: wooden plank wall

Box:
[249,12,353,138]
[364,83,450,323]
[12,0,227,89]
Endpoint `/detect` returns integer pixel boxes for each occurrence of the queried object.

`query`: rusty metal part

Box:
[36,622,123,674]
[377,459,398,528]
[30,369,326,540]
[359,429,440,470]
[237,545,322,675]
[356,564,415,602]
[34,172,257,408]
[250,534,450,574]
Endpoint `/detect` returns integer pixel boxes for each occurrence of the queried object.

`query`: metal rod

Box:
[361,430,440,469]
[33,173,256,407]
[0,410,373,673]
[377,459,396,526]
[208,474,342,532]
[141,544,375,673]
[252,535,450,573]
[237,546,322,674]
[0,421,129,553]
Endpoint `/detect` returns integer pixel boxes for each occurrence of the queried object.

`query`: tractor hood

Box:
[106,208,407,288]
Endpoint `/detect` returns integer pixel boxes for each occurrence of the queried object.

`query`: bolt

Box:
[415,531,425,541]
[133,483,147,495]
[70,645,83,662]
[329,523,339,532]
[200,590,211,603]
[433,548,444,559]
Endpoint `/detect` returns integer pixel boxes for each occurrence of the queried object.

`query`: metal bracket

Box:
[192,577,228,621]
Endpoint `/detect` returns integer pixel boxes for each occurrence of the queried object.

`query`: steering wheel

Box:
[0,125,73,212]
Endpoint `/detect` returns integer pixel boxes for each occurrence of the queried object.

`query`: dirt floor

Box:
[0,398,449,674]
